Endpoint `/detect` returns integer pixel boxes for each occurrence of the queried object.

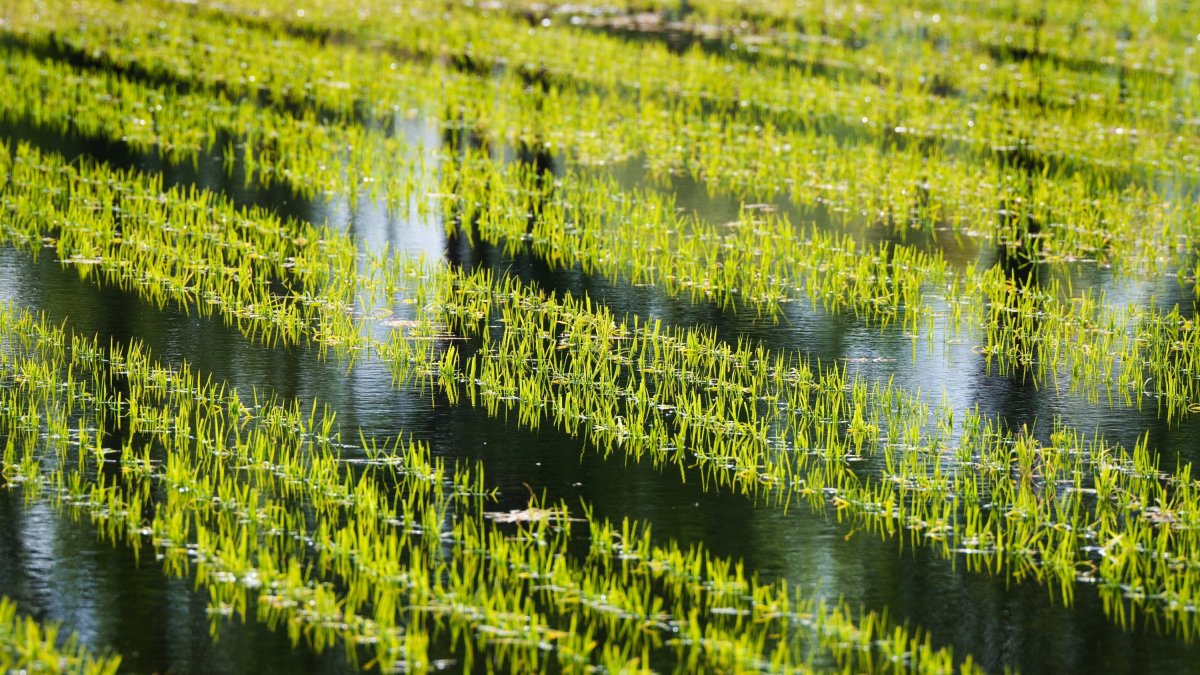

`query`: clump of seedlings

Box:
[0,597,122,675]
[0,301,979,673]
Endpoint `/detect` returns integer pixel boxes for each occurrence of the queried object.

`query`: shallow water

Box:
[3,85,1200,671]
[4,242,1200,672]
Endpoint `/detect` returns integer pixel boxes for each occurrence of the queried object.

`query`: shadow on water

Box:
[6,247,1200,672]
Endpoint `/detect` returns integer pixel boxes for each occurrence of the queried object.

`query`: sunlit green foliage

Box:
[0,302,979,673]
[0,597,121,673]
[1,0,1199,669]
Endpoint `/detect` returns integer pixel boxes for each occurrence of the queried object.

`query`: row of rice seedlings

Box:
[3,0,386,122]
[372,263,1200,638]
[599,7,1199,131]
[482,0,1200,160]
[0,140,377,355]
[490,0,1200,84]
[442,151,944,326]
[11,0,1200,275]
[966,267,1200,423]
[0,596,122,674]
[185,0,1198,140]
[0,41,438,207]
[0,301,978,673]
[174,0,1200,211]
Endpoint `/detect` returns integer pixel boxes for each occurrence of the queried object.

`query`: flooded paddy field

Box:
[1,0,1200,672]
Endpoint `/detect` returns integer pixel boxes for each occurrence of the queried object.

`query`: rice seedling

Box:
[0,596,122,675]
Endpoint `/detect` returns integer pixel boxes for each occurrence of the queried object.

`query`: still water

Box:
[3,113,1200,672]
[3,240,1200,673]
